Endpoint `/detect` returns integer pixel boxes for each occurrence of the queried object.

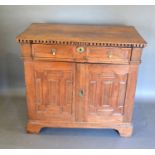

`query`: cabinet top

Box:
[16,23,147,48]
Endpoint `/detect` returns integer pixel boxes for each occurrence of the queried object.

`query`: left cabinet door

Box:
[24,61,75,122]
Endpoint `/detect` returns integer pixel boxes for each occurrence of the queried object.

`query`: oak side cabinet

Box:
[16,23,146,137]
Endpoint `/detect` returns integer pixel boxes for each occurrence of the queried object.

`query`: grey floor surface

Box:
[0,95,155,149]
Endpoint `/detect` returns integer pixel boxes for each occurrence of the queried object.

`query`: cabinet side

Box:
[123,48,143,122]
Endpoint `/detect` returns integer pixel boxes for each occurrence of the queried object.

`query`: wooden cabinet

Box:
[17,23,146,137]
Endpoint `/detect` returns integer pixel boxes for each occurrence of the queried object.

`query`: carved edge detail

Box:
[26,120,133,137]
[16,39,146,48]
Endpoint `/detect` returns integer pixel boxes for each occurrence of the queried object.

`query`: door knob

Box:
[51,48,57,55]
[107,51,113,58]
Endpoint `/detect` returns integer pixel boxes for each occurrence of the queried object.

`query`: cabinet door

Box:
[33,62,75,121]
[85,64,129,123]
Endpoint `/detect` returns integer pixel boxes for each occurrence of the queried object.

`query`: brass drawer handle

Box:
[76,47,85,53]
[51,49,57,55]
[79,89,84,97]
[107,51,113,58]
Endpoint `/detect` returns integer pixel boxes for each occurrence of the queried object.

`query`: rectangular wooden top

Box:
[16,23,147,48]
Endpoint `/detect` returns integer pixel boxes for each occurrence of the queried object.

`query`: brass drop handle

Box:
[107,51,113,58]
[76,47,85,53]
[51,49,56,55]
[79,89,84,97]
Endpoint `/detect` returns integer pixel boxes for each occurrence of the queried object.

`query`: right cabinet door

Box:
[85,64,129,123]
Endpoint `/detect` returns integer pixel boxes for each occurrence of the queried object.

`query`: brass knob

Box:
[107,51,113,58]
[76,47,85,53]
[51,49,56,55]
[79,89,84,97]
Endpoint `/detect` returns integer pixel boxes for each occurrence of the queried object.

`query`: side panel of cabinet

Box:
[85,64,129,123]
[24,61,75,122]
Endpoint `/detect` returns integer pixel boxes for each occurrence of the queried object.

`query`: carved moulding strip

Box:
[16,39,146,48]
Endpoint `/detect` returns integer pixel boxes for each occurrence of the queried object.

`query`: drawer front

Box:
[32,44,131,64]
[87,47,131,64]
[32,44,74,59]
